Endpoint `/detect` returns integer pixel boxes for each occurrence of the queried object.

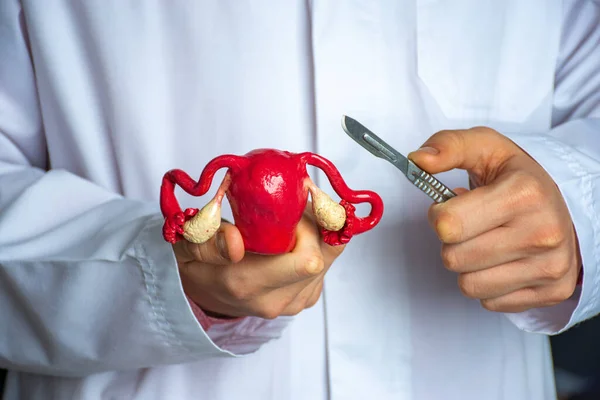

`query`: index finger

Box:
[245,214,343,289]
[429,177,516,244]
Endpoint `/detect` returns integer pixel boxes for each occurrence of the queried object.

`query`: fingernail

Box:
[216,232,230,261]
[417,146,439,155]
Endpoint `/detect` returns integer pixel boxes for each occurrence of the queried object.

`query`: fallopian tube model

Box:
[160,149,384,254]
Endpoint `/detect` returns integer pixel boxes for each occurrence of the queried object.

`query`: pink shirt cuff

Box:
[186,295,245,331]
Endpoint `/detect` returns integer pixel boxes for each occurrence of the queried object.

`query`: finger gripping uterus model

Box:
[160,149,384,254]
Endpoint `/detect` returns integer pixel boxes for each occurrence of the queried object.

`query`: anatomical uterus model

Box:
[160,149,384,254]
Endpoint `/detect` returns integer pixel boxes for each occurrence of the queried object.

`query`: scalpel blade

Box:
[341,115,409,175]
[340,115,457,203]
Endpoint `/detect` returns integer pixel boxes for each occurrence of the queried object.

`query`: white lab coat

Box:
[0,1,598,399]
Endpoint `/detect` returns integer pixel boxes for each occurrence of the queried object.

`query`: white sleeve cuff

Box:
[502,125,600,335]
[135,214,293,356]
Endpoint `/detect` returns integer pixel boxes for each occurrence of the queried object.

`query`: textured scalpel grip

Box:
[412,170,456,203]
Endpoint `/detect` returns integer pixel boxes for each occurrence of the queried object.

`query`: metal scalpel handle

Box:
[406,160,456,203]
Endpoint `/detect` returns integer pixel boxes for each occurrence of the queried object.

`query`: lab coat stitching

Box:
[546,136,599,317]
[134,228,187,352]
[580,176,598,313]
[581,173,600,317]
[134,238,174,347]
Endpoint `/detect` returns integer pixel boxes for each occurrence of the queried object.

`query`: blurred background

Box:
[553,315,600,400]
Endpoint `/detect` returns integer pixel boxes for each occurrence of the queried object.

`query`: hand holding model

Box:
[160,148,384,318]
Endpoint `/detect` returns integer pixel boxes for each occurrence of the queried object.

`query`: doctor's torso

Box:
[15,1,563,399]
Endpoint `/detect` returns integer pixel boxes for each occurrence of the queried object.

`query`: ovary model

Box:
[160,149,384,255]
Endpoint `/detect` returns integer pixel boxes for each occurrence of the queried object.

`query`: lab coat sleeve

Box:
[0,0,290,377]
[501,2,600,335]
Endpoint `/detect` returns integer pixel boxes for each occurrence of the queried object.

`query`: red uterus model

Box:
[160,149,384,254]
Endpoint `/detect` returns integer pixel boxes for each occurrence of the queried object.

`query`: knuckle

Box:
[532,225,566,250]
[434,209,462,243]
[255,309,279,320]
[471,126,496,135]
[480,299,502,312]
[457,274,480,299]
[440,246,461,272]
[439,129,466,149]
[296,291,312,308]
[306,292,322,309]
[301,251,326,276]
[285,302,306,316]
[510,172,544,206]
[228,284,252,302]
[548,284,576,304]
[222,271,253,301]
[255,303,286,320]
[184,242,203,262]
[197,242,217,263]
[285,295,310,315]
[306,284,324,309]
[539,263,569,281]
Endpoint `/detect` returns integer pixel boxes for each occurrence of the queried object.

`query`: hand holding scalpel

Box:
[341,115,457,203]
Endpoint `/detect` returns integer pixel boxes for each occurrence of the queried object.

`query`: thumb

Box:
[407,127,517,175]
[174,221,245,265]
